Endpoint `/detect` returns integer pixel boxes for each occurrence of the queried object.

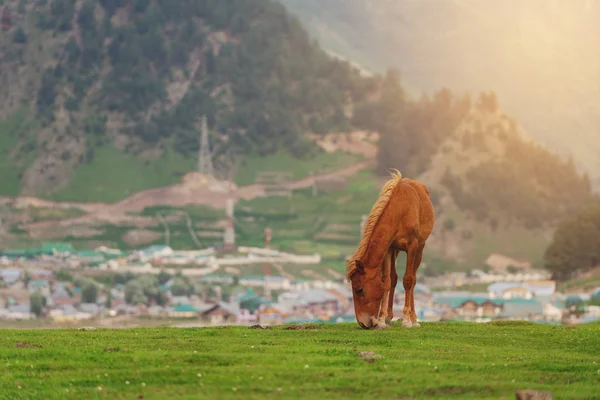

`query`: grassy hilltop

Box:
[1,322,599,399]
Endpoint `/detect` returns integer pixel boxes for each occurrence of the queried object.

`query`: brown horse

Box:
[346,170,434,329]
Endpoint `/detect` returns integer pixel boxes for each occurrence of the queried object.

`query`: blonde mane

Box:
[345,169,403,279]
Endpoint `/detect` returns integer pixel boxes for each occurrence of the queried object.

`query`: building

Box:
[488,281,556,299]
[167,304,200,318]
[500,299,544,320]
[456,299,504,319]
[257,305,285,325]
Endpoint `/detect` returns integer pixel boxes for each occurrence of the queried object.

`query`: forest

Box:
[26,0,374,159]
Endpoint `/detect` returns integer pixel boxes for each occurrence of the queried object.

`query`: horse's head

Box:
[349,260,385,329]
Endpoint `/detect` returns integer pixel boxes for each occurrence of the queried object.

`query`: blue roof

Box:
[173,304,199,313]
[0,269,21,278]
[434,296,504,308]
[29,280,49,287]
[488,282,520,294]
[0,269,21,284]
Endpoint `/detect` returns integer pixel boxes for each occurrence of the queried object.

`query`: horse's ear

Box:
[356,260,365,273]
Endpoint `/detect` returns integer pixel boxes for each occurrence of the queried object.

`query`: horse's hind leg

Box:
[409,244,425,327]
[402,242,419,328]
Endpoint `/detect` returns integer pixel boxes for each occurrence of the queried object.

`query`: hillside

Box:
[1,323,599,399]
[0,0,595,274]
[280,0,600,187]
[0,0,373,198]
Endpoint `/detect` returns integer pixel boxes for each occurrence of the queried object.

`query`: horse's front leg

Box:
[376,249,393,329]
[385,250,398,326]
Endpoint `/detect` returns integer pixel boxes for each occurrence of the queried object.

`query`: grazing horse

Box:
[346,170,434,329]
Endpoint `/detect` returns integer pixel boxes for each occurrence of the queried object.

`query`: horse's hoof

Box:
[401,320,413,328]
[412,321,421,328]
[385,318,393,327]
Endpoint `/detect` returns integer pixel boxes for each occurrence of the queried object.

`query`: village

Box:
[1,239,599,327]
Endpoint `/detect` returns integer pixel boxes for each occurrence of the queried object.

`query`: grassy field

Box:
[234,150,364,187]
[45,146,363,203]
[1,322,599,399]
[47,145,198,203]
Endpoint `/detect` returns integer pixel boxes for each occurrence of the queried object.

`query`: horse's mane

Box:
[345,169,403,279]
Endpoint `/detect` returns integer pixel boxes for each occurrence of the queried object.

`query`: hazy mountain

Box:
[281,0,600,186]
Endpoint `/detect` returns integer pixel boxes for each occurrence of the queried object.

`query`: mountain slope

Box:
[281,0,600,187]
[0,0,372,197]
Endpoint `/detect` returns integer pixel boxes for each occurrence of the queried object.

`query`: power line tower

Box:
[264,227,272,301]
[198,115,214,177]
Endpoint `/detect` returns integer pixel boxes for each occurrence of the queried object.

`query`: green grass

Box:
[28,207,85,222]
[232,168,378,259]
[1,323,599,399]
[47,145,197,203]
[234,150,364,187]
[467,224,549,270]
[44,147,362,203]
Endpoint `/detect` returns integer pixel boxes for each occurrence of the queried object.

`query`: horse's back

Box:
[399,179,435,242]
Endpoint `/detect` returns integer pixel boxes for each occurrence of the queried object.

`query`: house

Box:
[52,296,75,308]
[28,280,50,295]
[29,269,54,281]
[239,276,291,291]
[113,303,139,316]
[419,308,445,322]
[456,299,504,319]
[0,269,21,286]
[501,286,534,299]
[3,304,33,320]
[522,281,556,297]
[257,304,286,325]
[200,302,237,325]
[501,299,544,320]
[326,286,353,313]
[488,281,556,300]
[137,245,174,262]
[147,305,166,317]
[542,301,564,322]
[238,309,258,324]
[168,304,200,318]
[79,303,101,316]
[432,295,504,320]
[201,274,235,285]
[276,289,341,318]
